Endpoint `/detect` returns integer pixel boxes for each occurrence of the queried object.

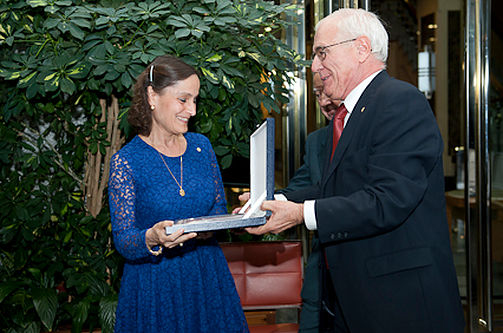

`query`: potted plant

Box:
[0,0,304,331]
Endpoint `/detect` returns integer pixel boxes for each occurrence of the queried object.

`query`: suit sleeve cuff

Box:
[304,200,317,230]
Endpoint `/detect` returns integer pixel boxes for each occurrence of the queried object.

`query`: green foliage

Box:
[0,0,304,167]
[0,0,304,331]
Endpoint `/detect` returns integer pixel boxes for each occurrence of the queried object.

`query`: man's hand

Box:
[246,200,304,235]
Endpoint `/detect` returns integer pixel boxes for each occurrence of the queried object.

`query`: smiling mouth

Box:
[176,116,189,123]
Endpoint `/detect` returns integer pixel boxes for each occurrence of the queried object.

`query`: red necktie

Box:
[330,104,348,162]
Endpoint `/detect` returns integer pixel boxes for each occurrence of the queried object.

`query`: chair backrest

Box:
[220,241,303,310]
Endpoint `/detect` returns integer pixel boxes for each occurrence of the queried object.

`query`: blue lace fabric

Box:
[108,133,249,333]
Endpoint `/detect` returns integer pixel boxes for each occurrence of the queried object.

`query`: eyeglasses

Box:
[312,38,357,61]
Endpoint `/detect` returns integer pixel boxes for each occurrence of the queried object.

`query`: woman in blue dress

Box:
[108,55,248,333]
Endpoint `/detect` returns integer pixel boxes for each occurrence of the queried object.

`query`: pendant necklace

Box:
[157,151,185,197]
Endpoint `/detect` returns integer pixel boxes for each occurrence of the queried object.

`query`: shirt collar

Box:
[342,70,382,114]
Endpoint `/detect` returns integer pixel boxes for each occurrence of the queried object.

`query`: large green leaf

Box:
[166,17,187,28]
[0,281,24,303]
[27,0,48,7]
[221,154,232,169]
[70,299,90,333]
[174,28,190,39]
[21,322,41,333]
[200,67,219,84]
[99,294,117,333]
[44,18,59,29]
[71,18,91,29]
[32,287,58,331]
[60,77,76,94]
[68,23,85,40]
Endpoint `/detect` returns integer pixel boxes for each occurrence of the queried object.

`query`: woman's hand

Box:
[238,192,250,202]
[146,220,197,249]
[231,192,250,214]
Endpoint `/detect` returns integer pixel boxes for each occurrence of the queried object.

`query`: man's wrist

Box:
[304,200,317,230]
[297,203,304,225]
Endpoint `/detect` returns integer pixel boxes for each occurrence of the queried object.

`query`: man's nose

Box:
[311,56,321,73]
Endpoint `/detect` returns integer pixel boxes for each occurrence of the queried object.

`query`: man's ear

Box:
[356,36,372,62]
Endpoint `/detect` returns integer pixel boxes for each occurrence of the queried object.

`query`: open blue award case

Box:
[165,117,275,234]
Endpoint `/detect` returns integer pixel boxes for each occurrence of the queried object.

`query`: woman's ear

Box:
[147,86,157,109]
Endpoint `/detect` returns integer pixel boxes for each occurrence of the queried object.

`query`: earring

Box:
[150,105,155,110]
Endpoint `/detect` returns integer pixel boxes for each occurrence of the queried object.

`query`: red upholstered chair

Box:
[220,241,303,333]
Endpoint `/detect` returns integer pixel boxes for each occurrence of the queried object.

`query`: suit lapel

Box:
[321,71,390,188]
[317,126,330,176]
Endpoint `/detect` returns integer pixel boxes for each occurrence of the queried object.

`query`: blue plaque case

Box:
[165,117,275,234]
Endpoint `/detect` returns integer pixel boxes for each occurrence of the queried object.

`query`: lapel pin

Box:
[361,107,366,113]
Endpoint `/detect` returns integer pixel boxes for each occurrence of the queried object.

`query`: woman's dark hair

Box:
[128,55,198,135]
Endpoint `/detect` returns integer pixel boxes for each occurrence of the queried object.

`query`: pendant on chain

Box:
[157,151,185,197]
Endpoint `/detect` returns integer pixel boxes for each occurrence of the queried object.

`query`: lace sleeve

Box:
[208,147,228,215]
[108,153,151,261]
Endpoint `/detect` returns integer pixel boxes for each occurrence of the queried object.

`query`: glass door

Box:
[464,0,503,331]
[488,0,503,328]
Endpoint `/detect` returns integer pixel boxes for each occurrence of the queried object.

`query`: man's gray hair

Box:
[317,8,389,63]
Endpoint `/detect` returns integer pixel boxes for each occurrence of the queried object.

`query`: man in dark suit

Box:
[247,8,465,333]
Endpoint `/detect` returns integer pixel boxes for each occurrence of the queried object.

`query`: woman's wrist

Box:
[146,243,163,256]
[145,228,163,256]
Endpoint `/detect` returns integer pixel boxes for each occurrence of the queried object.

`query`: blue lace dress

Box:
[108,133,248,333]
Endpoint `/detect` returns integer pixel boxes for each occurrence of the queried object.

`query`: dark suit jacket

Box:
[286,71,464,333]
[283,125,330,192]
